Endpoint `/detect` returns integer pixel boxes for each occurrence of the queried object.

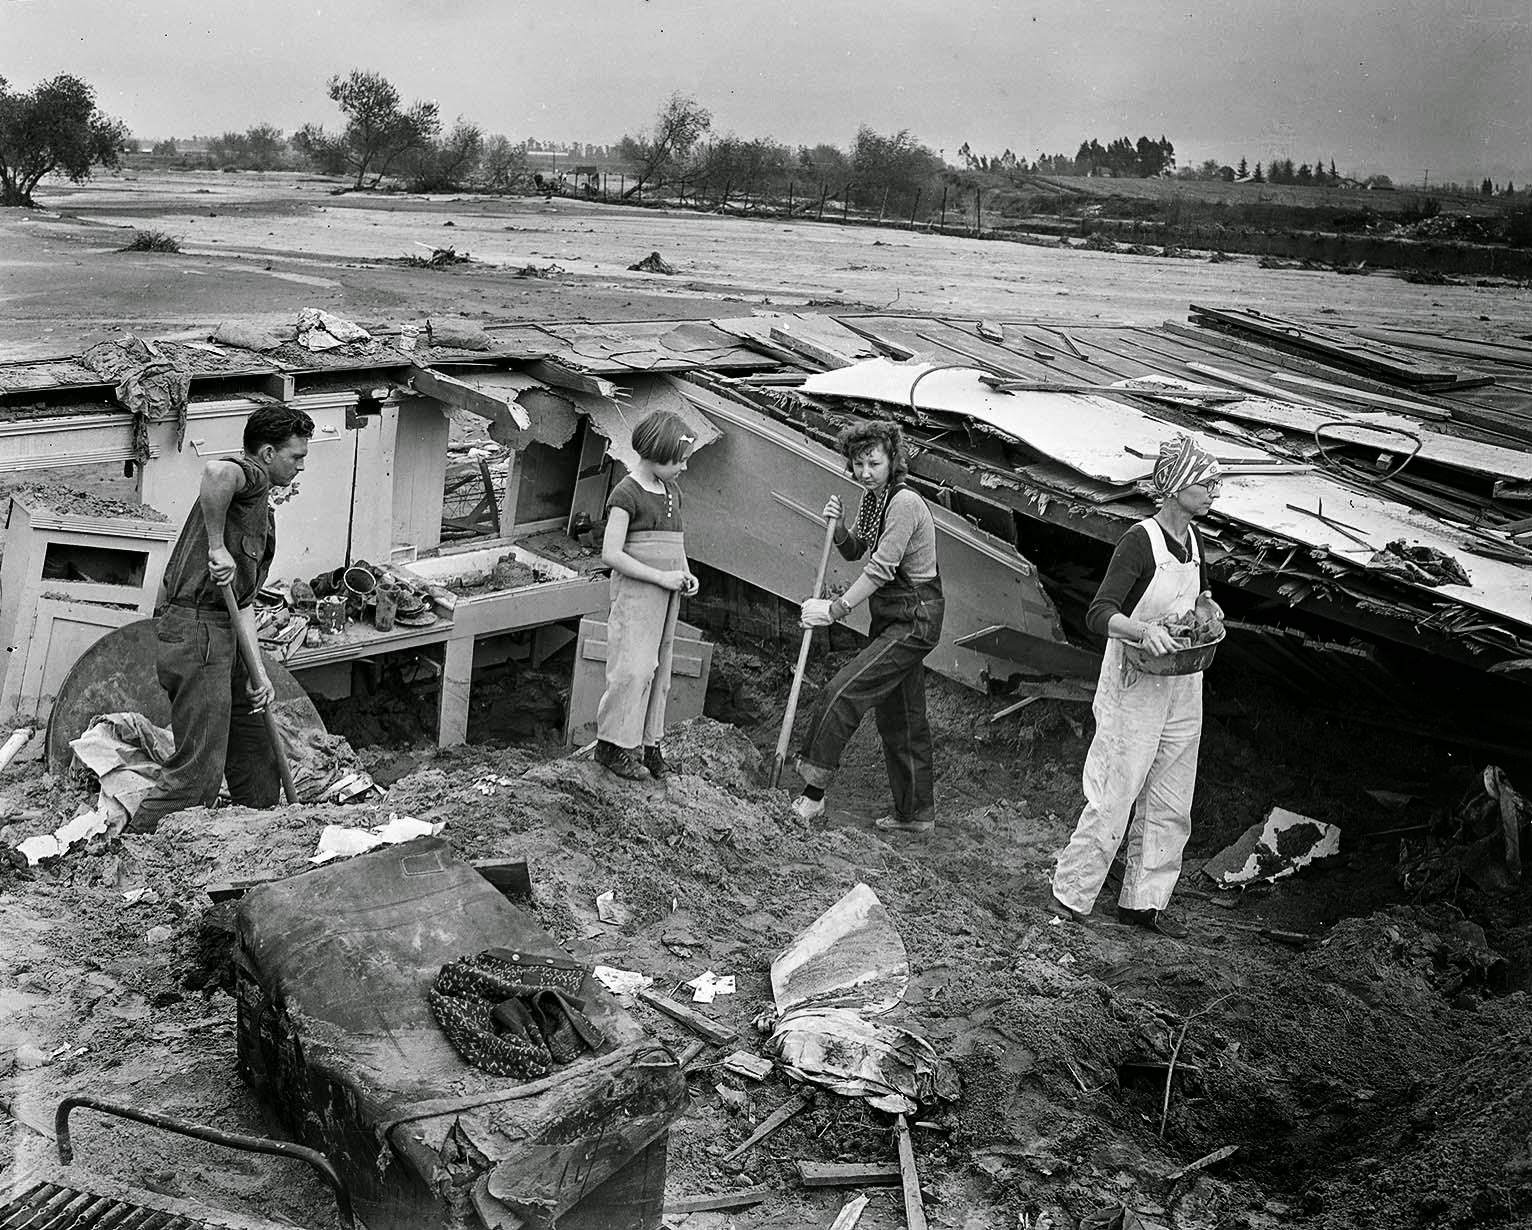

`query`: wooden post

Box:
[843,187,850,223]
[939,184,947,232]
[788,181,793,216]
[620,173,625,199]
[894,1115,928,1230]
[975,187,983,237]
[908,188,921,229]
[818,183,828,221]
[877,186,889,224]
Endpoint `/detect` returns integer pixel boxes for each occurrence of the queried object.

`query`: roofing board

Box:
[801,358,1532,632]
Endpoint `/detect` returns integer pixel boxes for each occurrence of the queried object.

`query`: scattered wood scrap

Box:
[1166,1143,1240,1182]
[721,1090,812,1163]
[796,1160,901,1188]
[894,1114,929,1230]
[636,989,737,1046]
[664,1185,771,1213]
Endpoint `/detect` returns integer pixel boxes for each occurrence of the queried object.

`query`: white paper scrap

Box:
[686,970,736,1004]
[592,966,653,997]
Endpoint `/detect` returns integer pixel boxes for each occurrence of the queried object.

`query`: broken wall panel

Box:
[675,381,1066,691]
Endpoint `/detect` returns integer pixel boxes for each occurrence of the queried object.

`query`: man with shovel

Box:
[129,406,313,833]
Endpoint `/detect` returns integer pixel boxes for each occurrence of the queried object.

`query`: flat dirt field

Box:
[3,171,1532,1230]
[2,169,1529,359]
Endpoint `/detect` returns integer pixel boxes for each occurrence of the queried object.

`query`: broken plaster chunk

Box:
[16,834,63,865]
[310,814,441,864]
[720,1050,774,1081]
[1201,806,1341,887]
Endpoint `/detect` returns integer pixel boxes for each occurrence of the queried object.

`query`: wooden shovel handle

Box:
[770,514,840,788]
[218,583,300,804]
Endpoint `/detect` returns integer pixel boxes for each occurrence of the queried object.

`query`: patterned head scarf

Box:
[1145,434,1220,499]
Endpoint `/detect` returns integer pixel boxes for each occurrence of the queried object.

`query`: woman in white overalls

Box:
[1051,435,1222,939]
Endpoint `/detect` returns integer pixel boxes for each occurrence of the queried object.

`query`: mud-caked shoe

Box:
[1116,906,1187,939]
[595,740,651,781]
[790,794,826,822]
[643,745,672,779]
[1049,894,1085,923]
[872,815,935,835]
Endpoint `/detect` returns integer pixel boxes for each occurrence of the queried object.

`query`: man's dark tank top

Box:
[160,455,275,610]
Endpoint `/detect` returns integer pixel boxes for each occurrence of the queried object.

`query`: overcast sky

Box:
[6,0,1529,185]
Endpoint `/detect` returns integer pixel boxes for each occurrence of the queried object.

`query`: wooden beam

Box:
[1265,371,1451,418]
[796,1161,901,1188]
[522,359,622,400]
[665,1186,771,1213]
[768,325,857,370]
[409,365,531,429]
[635,989,737,1046]
[894,1114,928,1230]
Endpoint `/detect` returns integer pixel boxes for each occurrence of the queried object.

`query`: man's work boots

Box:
[595,740,650,781]
[1116,906,1188,939]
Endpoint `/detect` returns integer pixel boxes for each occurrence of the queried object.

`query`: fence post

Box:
[819,183,828,221]
[939,184,947,232]
[843,187,850,223]
[908,188,921,229]
[877,186,889,224]
[975,187,983,237]
[619,173,625,200]
[788,181,793,216]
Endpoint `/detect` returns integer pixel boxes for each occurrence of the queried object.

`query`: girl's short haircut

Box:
[837,420,909,484]
[630,410,697,465]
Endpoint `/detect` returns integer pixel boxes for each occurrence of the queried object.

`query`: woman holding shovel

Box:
[790,421,943,835]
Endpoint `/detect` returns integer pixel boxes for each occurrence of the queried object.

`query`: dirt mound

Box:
[5,687,1531,1227]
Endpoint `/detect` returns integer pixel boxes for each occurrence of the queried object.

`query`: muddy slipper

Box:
[872,816,935,835]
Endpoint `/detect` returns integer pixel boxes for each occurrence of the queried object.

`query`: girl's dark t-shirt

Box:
[606,475,684,533]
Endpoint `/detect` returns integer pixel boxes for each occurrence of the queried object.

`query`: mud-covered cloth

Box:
[428,949,604,1079]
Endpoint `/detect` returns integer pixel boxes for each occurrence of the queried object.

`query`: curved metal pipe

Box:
[55,1094,355,1229]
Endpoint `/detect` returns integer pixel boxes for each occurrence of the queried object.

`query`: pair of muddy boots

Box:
[594,740,670,781]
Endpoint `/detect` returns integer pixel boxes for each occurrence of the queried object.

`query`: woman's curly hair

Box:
[836,420,909,484]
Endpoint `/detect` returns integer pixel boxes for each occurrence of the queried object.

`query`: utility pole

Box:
[1423,168,1430,190]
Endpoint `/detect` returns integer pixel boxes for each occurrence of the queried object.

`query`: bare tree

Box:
[617,93,711,195]
[0,73,128,206]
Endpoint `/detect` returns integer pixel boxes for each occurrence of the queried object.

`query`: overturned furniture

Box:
[234,837,687,1230]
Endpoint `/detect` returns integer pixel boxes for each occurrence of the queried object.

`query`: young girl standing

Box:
[792,421,944,833]
[595,410,700,781]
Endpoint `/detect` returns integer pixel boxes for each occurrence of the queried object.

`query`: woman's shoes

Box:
[873,815,935,834]
[594,740,650,781]
[643,745,671,779]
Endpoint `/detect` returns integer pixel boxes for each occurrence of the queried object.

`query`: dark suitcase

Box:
[234,837,686,1230]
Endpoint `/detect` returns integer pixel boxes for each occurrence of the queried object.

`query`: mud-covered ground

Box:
[3,633,1529,1230]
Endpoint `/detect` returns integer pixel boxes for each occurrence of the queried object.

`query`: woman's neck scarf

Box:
[852,486,892,544]
[1144,434,1220,499]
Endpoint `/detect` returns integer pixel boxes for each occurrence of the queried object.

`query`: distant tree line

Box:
[955,135,1176,179]
[614,93,948,217]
